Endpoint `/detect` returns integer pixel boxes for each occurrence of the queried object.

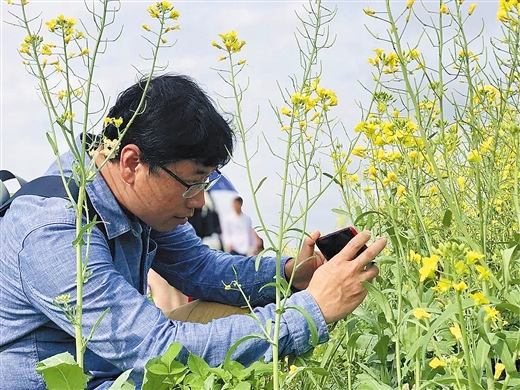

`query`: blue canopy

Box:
[209,172,237,192]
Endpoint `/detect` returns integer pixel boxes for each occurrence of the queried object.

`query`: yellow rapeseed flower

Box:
[466,250,484,264]
[406,0,415,8]
[419,255,439,282]
[237,59,246,65]
[456,176,465,190]
[454,261,469,275]
[468,3,477,15]
[449,325,462,340]
[429,357,446,369]
[468,291,490,306]
[352,145,367,158]
[142,24,151,31]
[409,250,421,263]
[387,172,398,183]
[440,3,450,14]
[431,278,452,293]
[497,6,508,21]
[452,281,468,292]
[396,185,406,199]
[484,306,500,322]
[281,107,292,117]
[475,265,492,281]
[413,308,431,319]
[41,44,52,56]
[363,7,375,16]
[494,362,506,380]
[467,149,482,163]
[113,117,123,127]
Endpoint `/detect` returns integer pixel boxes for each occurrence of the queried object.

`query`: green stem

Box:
[455,292,476,390]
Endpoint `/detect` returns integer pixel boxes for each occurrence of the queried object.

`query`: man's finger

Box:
[353,237,387,270]
[334,230,372,261]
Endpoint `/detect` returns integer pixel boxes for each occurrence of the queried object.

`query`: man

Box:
[222,196,255,256]
[0,74,386,389]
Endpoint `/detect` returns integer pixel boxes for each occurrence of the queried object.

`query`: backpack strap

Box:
[0,174,114,256]
[0,170,28,208]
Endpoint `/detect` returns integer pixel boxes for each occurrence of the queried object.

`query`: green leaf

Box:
[147,363,169,375]
[160,342,182,370]
[502,244,519,287]
[224,334,265,367]
[46,132,60,156]
[254,247,274,272]
[488,332,517,374]
[475,340,491,377]
[286,305,319,347]
[108,369,135,390]
[36,352,89,390]
[442,209,452,228]
[233,382,251,390]
[188,353,210,378]
[374,334,390,364]
[355,373,393,390]
[331,208,350,216]
[254,177,267,195]
[361,281,395,326]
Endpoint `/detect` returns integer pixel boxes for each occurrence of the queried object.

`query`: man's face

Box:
[131,160,214,232]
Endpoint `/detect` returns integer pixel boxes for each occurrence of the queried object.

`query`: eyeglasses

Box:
[160,166,221,198]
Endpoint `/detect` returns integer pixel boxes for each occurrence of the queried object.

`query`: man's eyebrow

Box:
[194,168,213,175]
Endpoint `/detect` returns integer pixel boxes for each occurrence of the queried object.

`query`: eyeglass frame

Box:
[159,165,222,198]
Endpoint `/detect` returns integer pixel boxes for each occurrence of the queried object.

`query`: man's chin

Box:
[153,217,188,232]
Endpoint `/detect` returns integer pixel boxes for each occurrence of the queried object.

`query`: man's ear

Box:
[119,144,141,184]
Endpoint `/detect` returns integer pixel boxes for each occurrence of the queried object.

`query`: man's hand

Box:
[284,231,326,290]
[306,231,386,323]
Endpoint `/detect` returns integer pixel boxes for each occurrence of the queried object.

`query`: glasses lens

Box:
[183,184,205,198]
[182,171,221,198]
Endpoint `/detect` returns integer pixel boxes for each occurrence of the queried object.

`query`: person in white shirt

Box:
[222,196,256,256]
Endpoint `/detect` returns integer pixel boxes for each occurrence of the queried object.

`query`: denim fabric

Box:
[0,147,329,389]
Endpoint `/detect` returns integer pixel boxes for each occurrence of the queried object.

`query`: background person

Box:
[221,196,257,256]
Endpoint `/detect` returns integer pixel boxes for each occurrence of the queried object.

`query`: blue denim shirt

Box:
[0,148,328,389]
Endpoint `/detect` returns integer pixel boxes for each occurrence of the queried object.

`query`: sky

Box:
[0,0,501,240]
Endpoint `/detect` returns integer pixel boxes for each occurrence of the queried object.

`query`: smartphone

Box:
[315,226,368,260]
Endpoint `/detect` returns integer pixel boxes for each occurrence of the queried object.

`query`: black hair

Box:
[234,196,243,205]
[103,73,235,172]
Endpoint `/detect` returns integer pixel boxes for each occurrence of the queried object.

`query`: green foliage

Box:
[36,352,90,390]
[141,343,275,390]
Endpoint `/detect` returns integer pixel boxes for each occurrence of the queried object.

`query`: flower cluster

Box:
[278,77,337,147]
[143,2,181,36]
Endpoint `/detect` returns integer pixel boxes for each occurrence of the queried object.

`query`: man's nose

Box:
[187,190,206,209]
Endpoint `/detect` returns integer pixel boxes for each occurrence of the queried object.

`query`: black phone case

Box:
[316,226,367,260]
